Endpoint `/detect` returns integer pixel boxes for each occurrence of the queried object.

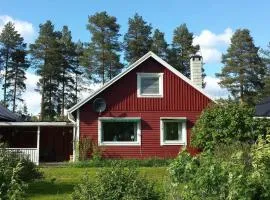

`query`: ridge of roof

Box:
[68,51,215,113]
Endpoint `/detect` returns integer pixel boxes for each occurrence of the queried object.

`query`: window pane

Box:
[102,122,137,142]
[164,121,181,141]
[141,77,159,94]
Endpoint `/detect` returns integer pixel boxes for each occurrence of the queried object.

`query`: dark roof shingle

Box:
[0,104,19,121]
[255,97,270,117]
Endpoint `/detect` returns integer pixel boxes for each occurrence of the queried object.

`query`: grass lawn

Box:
[27,167,168,200]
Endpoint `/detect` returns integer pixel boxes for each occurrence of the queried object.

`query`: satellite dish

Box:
[93,98,106,113]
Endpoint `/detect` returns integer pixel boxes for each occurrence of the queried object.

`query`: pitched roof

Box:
[0,104,19,122]
[68,51,215,113]
[255,96,270,117]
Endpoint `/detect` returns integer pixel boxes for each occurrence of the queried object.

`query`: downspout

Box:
[67,111,77,162]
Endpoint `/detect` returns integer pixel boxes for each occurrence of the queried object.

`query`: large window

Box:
[137,73,163,97]
[160,118,187,145]
[98,117,141,146]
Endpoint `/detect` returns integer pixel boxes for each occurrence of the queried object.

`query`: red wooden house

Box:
[68,52,214,159]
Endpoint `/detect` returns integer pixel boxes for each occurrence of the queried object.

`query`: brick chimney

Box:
[190,55,203,88]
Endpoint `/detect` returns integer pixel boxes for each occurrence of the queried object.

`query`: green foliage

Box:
[124,13,152,63]
[0,144,42,199]
[72,163,162,200]
[78,137,104,161]
[192,102,270,151]
[83,11,123,84]
[150,29,168,60]
[0,144,43,182]
[217,29,266,105]
[169,141,270,200]
[169,23,200,78]
[71,157,172,168]
[261,42,270,98]
[30,20,63,120]
[0,21,28,109]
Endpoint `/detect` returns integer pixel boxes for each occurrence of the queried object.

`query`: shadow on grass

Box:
[27,180,75,196]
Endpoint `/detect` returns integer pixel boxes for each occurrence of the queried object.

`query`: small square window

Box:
[160,118,187,145]
[137,73,163,97]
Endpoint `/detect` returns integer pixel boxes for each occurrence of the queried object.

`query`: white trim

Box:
[67,51,215,114]
[160,117,187,146]
[76,109,80,141]
[36,126,40,165]
[0,121,74,127]
[137,73,163,98]
[254,116,270,119]
[98,117,141,146]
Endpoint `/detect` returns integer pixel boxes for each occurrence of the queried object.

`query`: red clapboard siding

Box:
[80,57,212,158]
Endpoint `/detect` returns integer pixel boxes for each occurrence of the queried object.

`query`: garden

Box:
[1,102,270,200]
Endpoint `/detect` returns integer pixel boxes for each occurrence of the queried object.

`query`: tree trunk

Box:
[3,51,9,106]
[12,62,19,112]
[75,73,78,104]
[61,70,65,118]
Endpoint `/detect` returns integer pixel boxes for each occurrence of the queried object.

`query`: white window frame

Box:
[160,117,187,146]
[98,117,141,146]
[137,73,163,98]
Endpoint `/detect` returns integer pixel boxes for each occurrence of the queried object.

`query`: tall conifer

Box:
[217,29,266,104]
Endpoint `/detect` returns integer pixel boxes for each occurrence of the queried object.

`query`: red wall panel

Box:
[80,58,212,158]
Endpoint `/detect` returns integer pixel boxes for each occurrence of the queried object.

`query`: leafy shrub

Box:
[192,102,270,151]
[78,137,104,161]
[71,157,172,168]
[0,143,43,199]
[72,163,162,200]
[0,147,26,199]
[168,140,270,200]
[0,145,43,182]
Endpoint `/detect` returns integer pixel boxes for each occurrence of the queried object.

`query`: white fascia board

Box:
[0,122,75,127]
[67,51,215,114]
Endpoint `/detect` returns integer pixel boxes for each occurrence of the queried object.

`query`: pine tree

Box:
[150,29,168,60]
[260,42,270,98]
[5,45,30,112]
[169,24,200,78]
[124,13,152,63]
[0,22,24,106]
[58,26,77,117]
[30,21,62,120]
[216,29,266,105]
[83,11,123,84]
[73,41,86,104]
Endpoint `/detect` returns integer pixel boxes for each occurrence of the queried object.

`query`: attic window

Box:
[137,73,163,97]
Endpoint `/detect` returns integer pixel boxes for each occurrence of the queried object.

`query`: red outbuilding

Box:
[68,52,214,159]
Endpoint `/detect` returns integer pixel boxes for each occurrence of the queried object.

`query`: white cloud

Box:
[22,71,41,115]
[22,72,101,115]
[193,28,233,64]
[0,15,36,43]
[204,76,228,99]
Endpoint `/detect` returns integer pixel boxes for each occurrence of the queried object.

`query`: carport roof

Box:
[0,121,75,127]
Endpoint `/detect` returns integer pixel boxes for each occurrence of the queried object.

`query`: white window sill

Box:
[99,142,141,146]
[161,141,186,146]
[137,94,163,98]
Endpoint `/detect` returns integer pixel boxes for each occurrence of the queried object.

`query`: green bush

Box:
[72,163,162,200]
[192,102,270,151]
[0,143,43,199]
[71,157,172,168]
[0,145,43,182]
[168,139,270,200]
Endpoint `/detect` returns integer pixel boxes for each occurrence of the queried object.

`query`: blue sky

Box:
[1,0,270,114]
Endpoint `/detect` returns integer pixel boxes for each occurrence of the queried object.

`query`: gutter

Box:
[67,112,76,124]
